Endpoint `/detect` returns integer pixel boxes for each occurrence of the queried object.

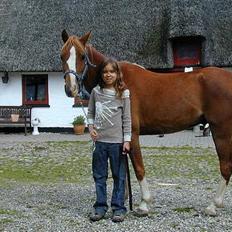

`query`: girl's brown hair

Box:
[97,58,126,98]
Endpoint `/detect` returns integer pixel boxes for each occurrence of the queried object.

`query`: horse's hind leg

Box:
[205,178,227,216]
[130,132,152,215]
[205,129,232,216]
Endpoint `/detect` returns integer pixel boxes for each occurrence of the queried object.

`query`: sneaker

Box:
[89,213,105,222]
[112,213,125,223]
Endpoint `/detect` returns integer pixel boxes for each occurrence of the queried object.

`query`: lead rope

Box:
[79,100,95,152]
[78,47,97,152]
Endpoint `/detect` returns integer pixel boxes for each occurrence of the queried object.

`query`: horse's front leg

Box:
[130,132,152,215]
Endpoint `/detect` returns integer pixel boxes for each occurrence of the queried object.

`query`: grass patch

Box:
[0,155,92,184]
[173,207,195,213]
[0,141,92,184]
[141,145,195,151]
[0,218,14,224]
[0,209,19,215]
[0,209,20,227]
[0,141,219,184]
[170,223,179,229]
[143,147,219,181]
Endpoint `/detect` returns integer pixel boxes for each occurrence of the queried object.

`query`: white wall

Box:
[0,72,22,105]
[0,72,87,128]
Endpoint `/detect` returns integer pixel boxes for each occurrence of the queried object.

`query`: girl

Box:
[87,58,131,223]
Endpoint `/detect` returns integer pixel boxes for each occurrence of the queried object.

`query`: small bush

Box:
[72,115,85,125]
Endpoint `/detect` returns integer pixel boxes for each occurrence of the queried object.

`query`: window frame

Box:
[172,37,202,67]
[22,74,49,106]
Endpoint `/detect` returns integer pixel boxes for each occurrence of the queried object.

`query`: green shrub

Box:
[72,115,85,125]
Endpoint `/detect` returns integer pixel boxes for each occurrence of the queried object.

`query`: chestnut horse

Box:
[61,30,232,216]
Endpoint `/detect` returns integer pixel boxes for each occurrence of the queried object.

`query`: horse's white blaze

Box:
[67,46,76,71]
[138,177,152,212]
[67,46,77,87]
[205,178,227,216]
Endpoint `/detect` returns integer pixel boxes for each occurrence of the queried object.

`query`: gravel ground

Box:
[0,138,232,232]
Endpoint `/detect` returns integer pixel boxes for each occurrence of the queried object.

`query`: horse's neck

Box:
[86,45,106,91]
[87,45,105,66]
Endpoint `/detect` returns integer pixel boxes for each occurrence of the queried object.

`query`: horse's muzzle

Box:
[64,85,73,97]
[64,85,79,98]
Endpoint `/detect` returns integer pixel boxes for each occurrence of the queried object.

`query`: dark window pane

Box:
[172,38,202,67]
[26,85,36,101]
[23,75,48,105]
[26,78,45,101]
[176,44,198,59]
[37,84,46,100]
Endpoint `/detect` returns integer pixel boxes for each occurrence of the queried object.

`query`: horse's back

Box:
[122,64,232,134]
[121,63,206,133]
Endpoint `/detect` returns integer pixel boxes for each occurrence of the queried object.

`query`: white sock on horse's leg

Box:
[205,178,227,216]
[138,177,152,212]
[214,178,227,208]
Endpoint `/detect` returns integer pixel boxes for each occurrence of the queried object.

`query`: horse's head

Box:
[61,30,95,98]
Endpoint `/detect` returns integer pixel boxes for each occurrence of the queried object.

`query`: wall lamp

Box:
[2,71,9,84]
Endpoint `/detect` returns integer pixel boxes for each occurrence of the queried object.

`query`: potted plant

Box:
[72,115,86,135]
[11,113,19,122]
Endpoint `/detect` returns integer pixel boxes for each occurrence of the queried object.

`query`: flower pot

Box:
[11,114,19,122]
[73,124,85,135]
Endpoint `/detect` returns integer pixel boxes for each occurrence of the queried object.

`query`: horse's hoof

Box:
[133,208,149,217]
[205,206,217,216]
[215,202,224,208]
[214,199,224,208]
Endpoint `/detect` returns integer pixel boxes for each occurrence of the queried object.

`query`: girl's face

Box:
[102,63,117,88]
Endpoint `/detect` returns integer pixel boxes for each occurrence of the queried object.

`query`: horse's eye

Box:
[81,54,85,60]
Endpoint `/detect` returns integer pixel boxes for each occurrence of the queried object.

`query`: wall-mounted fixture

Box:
[2,71,9,84]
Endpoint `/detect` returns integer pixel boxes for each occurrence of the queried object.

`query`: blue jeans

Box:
[92,141,127,215]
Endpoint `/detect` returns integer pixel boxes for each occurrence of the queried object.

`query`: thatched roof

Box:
[0,0,232,72]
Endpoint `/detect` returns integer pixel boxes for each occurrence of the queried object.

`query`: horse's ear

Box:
[79,31,92,46]
[62,29,69,43]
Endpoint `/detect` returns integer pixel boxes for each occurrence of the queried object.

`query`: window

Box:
[172,37,202,67]
[22,75,49,106]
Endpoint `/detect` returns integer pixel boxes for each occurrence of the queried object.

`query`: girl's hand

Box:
[90,129,98,142]
[122,142,130,155]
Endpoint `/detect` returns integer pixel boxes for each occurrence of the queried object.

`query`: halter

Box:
[63,51,96,99]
